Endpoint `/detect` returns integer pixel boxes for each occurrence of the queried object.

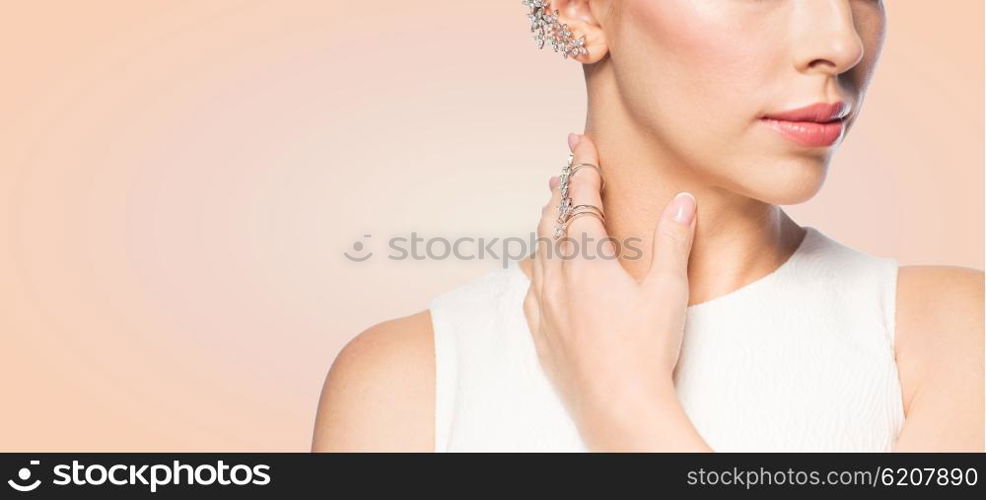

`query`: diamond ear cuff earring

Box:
[521,0,589,60]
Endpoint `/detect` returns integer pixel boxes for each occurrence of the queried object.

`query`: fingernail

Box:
[671,192,696,225]
[567,133,582,152]
[549,176,560,190]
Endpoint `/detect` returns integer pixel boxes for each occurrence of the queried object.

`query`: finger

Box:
[529,249,542,301]
[524,284,554,370]
[531,174,564,359]
[537,176,561,286]
[643,191,697,293]
[523,286,542,348]
[530,178,555,299]
[538,162,566,283]
[561,134,616,268]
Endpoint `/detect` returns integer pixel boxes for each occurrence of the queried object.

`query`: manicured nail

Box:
[568,133,582,152]
[671,192,696,225]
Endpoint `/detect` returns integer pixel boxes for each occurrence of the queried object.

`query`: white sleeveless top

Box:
[429,226,904,452]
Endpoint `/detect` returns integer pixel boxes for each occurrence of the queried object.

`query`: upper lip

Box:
[760,101,850,123]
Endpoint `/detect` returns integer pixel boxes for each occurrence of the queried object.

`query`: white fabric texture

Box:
[429,226,904,452]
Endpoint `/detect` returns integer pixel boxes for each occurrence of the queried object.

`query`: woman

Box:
[311,0,984,451]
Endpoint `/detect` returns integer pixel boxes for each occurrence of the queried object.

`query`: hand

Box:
[523,133,711,451]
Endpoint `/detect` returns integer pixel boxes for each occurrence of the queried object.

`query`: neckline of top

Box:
[684,225,818,313]
[508,225,822,313]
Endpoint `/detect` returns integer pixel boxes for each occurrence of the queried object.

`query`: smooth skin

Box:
[524,135,708,451]
[311,136,984,452]
[312,0,984,451]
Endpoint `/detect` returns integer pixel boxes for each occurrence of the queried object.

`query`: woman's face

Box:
[598,0,887,204]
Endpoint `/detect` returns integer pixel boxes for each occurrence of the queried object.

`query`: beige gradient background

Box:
[1,1,983,451]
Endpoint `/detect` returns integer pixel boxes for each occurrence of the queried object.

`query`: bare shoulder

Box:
[311,310,435,452]
[894,265,984,451]
[896,265,983,354]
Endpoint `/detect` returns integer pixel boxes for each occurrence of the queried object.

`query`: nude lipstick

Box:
[759,102,850,148]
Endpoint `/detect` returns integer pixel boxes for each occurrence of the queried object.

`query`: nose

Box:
[792,0,865,76]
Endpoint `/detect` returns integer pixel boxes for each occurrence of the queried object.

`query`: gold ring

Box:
[569,204,604,218]
[570,163,605,189]
[560,211,606,235]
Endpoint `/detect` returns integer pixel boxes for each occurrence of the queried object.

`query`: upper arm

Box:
[311,310,435,452]
[894,265,984,451]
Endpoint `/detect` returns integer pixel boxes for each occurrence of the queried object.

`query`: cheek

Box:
[617,0,779,155]
[625,0,771,113]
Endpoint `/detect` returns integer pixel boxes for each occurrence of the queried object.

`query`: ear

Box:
[551,0,609,64]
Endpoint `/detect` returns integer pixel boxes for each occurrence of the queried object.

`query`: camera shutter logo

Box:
[8,460,41,492]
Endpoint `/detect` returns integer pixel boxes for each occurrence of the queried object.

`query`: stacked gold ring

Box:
[552,155,606,240]
[571,163,605,189]
[558,209,605,237]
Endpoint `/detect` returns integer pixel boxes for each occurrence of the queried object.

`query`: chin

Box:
[730,158,829,206]
[767,166,828,205]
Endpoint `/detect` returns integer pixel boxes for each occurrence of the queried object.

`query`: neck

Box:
[582,66,806,306]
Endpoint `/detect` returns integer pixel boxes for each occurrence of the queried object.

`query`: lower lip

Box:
[759,118,845,148]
